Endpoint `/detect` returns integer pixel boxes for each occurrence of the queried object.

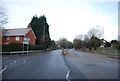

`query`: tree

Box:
[66,41,73,48]
[83,35,90,48]
[111,40,120,49]
[75,34,83,40]
[29,15,51,49]
[89,36,101,50]
[57,38,73,49]
[49,40,57,49]
[0,6,8,34]
[58,38,68,48]
[87,28,103,50]
[111,40,118,44]
[73,39,82,49]
[87,28,103,39]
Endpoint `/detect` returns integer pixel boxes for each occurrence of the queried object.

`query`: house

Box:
[1,28,36,45]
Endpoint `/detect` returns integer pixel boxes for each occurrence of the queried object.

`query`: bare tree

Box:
[0,6,8,34]
[75,34,83,40]
[87,28,103,39]
[58,38,68,48]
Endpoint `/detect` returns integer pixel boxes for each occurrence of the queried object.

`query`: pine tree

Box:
[29,15,51,49]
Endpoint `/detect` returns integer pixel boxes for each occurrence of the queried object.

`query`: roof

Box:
[2,28,35,38]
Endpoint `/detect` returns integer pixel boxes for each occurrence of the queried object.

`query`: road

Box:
[1,49,119,80]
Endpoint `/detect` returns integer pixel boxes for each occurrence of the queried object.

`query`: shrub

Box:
[2,42,23,52]
[112,43,120,50]
[2,42,47,52]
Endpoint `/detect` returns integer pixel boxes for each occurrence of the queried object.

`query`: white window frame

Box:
[16,37,20,41]
[6,37,9,40]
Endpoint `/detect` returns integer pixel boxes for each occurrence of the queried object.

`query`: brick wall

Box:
[25,30,36,45]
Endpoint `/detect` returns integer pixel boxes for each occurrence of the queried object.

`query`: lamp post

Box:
[97,26,105,52]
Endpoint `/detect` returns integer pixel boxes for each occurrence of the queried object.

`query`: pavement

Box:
[1,49,119,80]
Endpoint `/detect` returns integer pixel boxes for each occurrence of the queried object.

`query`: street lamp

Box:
[97,26,105,52]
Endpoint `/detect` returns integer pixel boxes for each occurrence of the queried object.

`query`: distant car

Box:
[62,49,68,55]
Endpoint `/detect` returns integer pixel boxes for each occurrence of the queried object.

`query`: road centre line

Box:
[105,61,110,64]
[23,60,26,63]
[9,63,13,65]
[8,60,25,67]
[3,58,7,60]
[17,61,20,62]
[61,64,68,70]
[0,67,7,74]
[66,69,70,81]
[14,61,17,63]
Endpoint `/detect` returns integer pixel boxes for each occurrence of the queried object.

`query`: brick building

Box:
[1,28,36,45]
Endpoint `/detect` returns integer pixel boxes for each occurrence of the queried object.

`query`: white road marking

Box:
[66,69,70,81]
[0,67,7,74]
[9,63,13,65]
[3,58,7,60]
[105,61,110,64]
[9,61,24,67]
[23,60,26,63]
[62,65,68,70]
[17,61,20,62]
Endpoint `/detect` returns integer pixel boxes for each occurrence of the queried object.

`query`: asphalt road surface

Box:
[1,49,119,80]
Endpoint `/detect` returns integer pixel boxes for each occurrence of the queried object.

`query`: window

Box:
[6,37,9,40]
[16,37,20,41]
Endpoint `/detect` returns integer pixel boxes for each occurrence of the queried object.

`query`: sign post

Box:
[23,38,30,54]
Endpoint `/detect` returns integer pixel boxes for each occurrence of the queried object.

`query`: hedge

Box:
[2,42,46,52]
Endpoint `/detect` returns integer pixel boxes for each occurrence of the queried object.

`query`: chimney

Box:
[27,24,31,28]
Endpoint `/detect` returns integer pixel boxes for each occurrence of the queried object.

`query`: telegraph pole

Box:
[43,24,45,45]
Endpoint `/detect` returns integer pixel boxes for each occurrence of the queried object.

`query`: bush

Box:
[112,43,120,50]
[29,45,46,50]
[2,42,23,52]
[2,42,47,52]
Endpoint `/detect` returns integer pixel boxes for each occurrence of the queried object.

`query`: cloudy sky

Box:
[1,0,119,42]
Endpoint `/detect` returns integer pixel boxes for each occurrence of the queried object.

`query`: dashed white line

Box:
[0,67,7,74]
[105,61,110,64]
[62,65,68,70]
[13,60,16,61]
[23,60,26,63]
[17,61,20,62]
[9,63,13,65]
[3,58,7,60]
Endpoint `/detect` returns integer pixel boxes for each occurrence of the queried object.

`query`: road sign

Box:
[23,41,29,44]
[24,37,30,41]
